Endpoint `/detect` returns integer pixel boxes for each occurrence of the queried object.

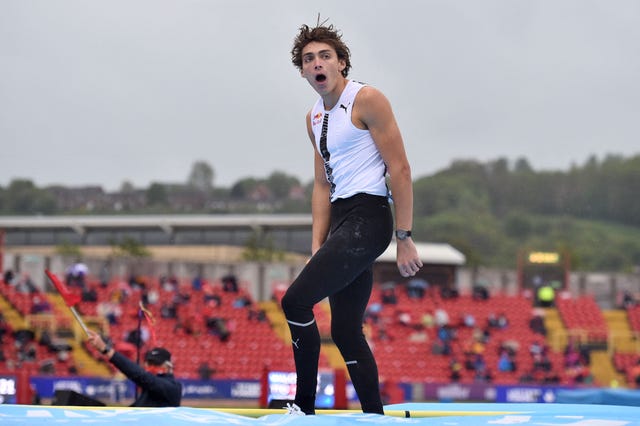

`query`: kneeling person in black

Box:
[87,331,182,407]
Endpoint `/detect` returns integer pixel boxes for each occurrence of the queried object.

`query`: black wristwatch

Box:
[395,229,412,240]
[100,342,113,355]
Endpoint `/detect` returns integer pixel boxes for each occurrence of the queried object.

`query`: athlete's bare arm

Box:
[353,86,423,277]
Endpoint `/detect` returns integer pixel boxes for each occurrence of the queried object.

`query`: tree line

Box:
[1,154,639,272]
[412,154,640,272]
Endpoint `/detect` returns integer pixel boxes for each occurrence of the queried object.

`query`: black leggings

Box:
[281,193,393,414]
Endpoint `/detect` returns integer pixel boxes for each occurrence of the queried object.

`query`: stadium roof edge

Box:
[0,214,313,230]
[0,215,466,265]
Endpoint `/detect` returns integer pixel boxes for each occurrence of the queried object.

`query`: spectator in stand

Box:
[99,262,111,288]
[160,274,178,292]
[248,308,267,322]
[197,361,216,380]
[66,361,79,375]
[206,317,231,342]
[472,283,490,300]
[496,312,509,329]
[500,339,520,359]
[518,369,537,384]
[532,351,553,373]
[498,348,516,372]
[564,338,581,368]
[537,283,556,307]
[3,269,15,285]
[17,339,37,362]
[142,284,160,306]
[15,273,37,294]
[38,329,53,349]
[472,326,489,345]
[433,326,453,355]
[466,333,486,356]
[396,310,411,327]
[160,300,178,319]
[174,313,198,336]
[487,312,499,328]
[202,281,222,305]
[222,274,239,293]
[30,295,52,314]
[377,320,392,341]
[622,290,637,309]
[364,302,382,324]
[529,309,547,336]
[462,312,476,328]
[566,362,593,385]
[434,305,449,328]
[0,313,12,344]
[110,280,131,303]
[408,327,428,343]
[440,284,459,299]
[97,300,123,325]
[191,274,204,291]
[175,282,191,303]
[420,310,435,330]
[82,284,98,302]
[233,294,252,308]
[129,274,147,292]
[488,312,508,329]
[406,278,428,299]
[125,325,150,349]
[449,357,462,382]
[529,339,548,357]
[67,260,88,289]
[380,282,397,305]
[38,358,56,374]
[472,354,491,382]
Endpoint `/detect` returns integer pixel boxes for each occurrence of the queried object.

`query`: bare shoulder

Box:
[356,85,389,105]
[354,85,394,126]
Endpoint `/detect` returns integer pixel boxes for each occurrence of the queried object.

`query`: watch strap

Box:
[395,229,412,240]
[100,342,112,355]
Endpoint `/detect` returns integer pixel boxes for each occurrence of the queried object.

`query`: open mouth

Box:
[315,74,327,83]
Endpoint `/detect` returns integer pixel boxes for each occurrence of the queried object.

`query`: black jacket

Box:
[109,351,182,407]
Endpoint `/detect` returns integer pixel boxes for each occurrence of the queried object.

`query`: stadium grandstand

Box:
[1,215,640,407]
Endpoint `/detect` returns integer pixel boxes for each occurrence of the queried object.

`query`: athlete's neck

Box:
[322,78,348,111]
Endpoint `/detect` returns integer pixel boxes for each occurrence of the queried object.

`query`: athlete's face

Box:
[300,41,346,96]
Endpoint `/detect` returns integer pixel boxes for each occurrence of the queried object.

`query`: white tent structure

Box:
[374,241,466,288]
[376,241,466,266]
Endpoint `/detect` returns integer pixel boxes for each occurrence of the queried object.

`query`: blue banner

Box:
[495,385,568,403]
[23,376,261,401]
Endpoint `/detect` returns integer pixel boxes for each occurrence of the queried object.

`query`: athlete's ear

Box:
[338,59,346,73]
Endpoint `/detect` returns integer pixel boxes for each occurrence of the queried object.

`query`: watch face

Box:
[396,230,409,240]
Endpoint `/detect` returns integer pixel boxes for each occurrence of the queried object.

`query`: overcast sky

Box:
[1,0,639,191]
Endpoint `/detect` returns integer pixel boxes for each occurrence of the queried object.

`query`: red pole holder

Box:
[333,368,347,409]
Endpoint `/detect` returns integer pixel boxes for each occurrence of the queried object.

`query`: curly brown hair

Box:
[291,24,352,78]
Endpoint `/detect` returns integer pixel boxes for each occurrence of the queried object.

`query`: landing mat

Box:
[1,402,639,425]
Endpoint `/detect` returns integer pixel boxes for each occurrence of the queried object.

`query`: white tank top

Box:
[310,80,389,202]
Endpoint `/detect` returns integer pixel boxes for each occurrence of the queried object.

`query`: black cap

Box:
[144,347,172,365]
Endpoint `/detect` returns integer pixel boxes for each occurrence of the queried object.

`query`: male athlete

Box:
[281,22,422,415]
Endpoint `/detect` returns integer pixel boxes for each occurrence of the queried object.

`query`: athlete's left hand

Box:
[396,239,423,277]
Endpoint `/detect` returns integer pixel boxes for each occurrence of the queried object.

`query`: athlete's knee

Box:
[281,288,310,320]
[280,290,296,319]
